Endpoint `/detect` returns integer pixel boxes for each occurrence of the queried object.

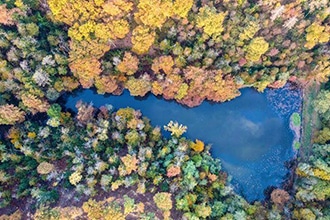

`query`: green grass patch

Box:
[291,112,301,127]
[294,141,301,150]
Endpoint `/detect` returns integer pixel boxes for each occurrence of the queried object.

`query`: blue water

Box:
[64,85,301,202]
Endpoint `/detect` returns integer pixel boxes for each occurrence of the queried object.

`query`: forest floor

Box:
[300,81,321,161]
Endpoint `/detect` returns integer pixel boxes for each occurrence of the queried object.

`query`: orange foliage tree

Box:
[306,56,330,83]
[0,4,19,26]
[95,75,119,94]
[117,52,139,76]
[159,74,184,100]
[271,189,290,208]
[177,67,241,107]
[151,56,174,75]
[76,101,95,125]
[69,57,102,88]
[167,165,181,177]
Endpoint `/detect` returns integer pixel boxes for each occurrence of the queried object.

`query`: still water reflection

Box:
[65,85,301,201]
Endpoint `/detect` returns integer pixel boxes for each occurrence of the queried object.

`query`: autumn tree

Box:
[271,189,290,208]
[0,104,25,125]
[153,192,173,219]
[132,0,193,54]
[314,90,330,123]
[117,52,139,76]
[196,6,227,39]
[313,89,330,144]
[125,76,151,96]
[314,127,330,144]
[190,139,204,152]
[164,121,187,137]
[21,94,50,114]
[131,26,156,55]
[172,0,193,18]
[76,101,95,125]
[54,76,80,92]
[119,154,139,176]
[47,0,133,88]
[94,75,119,94]
[306,56,330,83]
[177,67,241,107]
[151,56,174,75]
[69,57,102,88]
[245,37,269,62]
[0,4,19,26]
[134,0,173,29]
[305,23,330,49]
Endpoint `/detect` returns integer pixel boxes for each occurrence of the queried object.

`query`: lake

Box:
[64,84,302,202]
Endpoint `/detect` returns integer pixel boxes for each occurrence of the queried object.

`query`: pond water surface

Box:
[65,85,301,202]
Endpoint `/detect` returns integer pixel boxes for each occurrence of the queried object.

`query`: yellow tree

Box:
[196,6,227,39]
[245,37,269,62]
[125,76,151,96]
[164,121,187,137]
[131,26,156,55]
[134,0,173,29]
[153,192,173,219]
[132,0,193,54]
[305,23,330,49]
[172,0,193,18]
[48,0,133,88]
[119,154,139,176]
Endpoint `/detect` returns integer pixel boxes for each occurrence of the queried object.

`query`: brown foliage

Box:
[21,94,50,114]
[162,74,184,100]
[0,104,25,125]
[95,75,119,94]
[76,101,95,125]
[271,189,290,208]
[178,67,240,107]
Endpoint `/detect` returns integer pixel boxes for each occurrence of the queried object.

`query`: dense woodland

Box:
[0,0,329,219]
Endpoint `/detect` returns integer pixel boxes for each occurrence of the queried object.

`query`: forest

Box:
[0,0,329,219]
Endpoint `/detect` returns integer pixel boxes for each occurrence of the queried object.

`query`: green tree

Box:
[314,90,330,123]
[47,104,62,119]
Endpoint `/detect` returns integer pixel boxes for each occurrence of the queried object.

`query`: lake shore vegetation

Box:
[0,0,329,219]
